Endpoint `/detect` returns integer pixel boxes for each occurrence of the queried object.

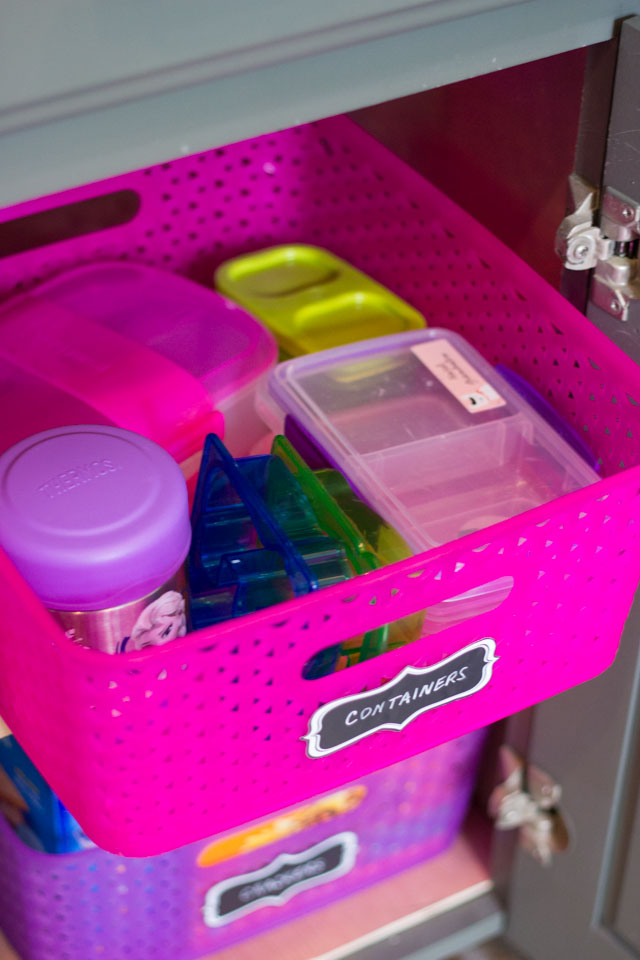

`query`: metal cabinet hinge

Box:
[488,746,570,867]
[555,174,608,270]
[556,179,640,321]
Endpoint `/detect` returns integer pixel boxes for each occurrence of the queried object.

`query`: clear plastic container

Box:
[268,328,599,556]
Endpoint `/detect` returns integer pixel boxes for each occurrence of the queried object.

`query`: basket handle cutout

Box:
[0,189,140,259]
[301,575,514,679]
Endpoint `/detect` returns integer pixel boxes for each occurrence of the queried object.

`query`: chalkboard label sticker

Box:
[303,638,498,759]
[203,831,358,926]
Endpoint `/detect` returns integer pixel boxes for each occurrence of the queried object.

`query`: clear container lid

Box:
[269,329,599,553]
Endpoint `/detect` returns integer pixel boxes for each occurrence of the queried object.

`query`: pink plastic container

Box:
[0,735,486,960]
[0,117,639,856]
[0,263,277,481]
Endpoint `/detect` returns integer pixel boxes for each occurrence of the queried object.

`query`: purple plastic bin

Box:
[0,733,485,960]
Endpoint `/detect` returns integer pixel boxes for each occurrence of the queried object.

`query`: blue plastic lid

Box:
[188,435,352,630]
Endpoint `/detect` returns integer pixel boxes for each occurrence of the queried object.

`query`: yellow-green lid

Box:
[215,244,425,357]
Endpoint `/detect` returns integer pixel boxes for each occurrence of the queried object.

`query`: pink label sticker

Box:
[411,340,506,413]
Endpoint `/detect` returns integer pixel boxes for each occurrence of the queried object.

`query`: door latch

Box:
[488,746,570,867]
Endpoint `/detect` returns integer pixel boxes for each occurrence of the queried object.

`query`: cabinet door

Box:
[506,17,640,960]
[505,603,640,959]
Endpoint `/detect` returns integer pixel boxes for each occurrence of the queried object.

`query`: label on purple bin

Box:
[203,832,358,926]
[303,639,498,758]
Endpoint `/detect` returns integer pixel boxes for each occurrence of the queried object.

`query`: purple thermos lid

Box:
[0,425,191,610]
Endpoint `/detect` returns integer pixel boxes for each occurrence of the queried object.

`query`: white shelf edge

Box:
[314,879,494,960]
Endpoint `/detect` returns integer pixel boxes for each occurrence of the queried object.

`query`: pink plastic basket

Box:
[0,117,639,857]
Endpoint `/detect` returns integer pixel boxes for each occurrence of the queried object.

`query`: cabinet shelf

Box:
[0,0,631,207]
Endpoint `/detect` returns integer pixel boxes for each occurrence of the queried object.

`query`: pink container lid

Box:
[0,262,277,464]
[0,425,191,610]
[0,357,116,452]
[27,262,277,402]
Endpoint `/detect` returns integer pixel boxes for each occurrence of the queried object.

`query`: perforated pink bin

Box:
[0,117,639,857]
